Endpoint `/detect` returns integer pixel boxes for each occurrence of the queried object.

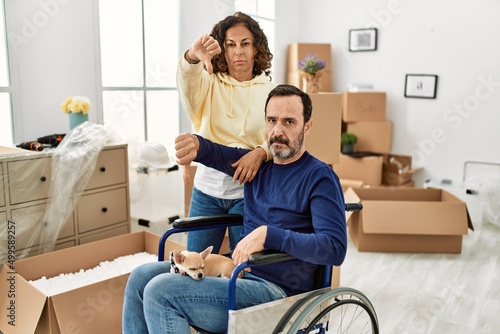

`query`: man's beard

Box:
[269,131,304,161]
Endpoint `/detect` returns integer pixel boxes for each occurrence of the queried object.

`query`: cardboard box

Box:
[0,231,184,334]
[347,121,393,153]
[344,187,473,253]
[342,92,386,122]
[382,154,422,186]
[287,43,332,92]
[339,178,364,193]
[381,181,415,188]
[334,154,383,186]
[307,93,342,165]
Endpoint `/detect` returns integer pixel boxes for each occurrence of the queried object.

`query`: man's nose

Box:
[272,123,285,135]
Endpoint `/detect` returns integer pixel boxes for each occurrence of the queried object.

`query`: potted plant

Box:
[298,53,326,93]
[341,132,358,154]
[61,95,92,129]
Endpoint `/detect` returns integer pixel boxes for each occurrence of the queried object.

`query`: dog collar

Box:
[169,251,187,275]
[170,251,181,274]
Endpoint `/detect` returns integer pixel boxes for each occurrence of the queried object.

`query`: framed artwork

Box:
[404,74,438,99]
[349,28,378,52]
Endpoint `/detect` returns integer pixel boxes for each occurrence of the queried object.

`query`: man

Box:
[122,84,346,334]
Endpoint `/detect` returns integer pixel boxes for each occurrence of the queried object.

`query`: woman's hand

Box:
[231,147,266,184]
[190,34,222,74]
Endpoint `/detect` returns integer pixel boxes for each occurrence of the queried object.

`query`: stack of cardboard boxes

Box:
[334,92,391,187]
[330,92,472,254]
[333,92,420,188]
[285,43,473,255]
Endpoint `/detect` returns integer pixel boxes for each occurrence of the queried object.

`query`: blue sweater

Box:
[195,135,347,296]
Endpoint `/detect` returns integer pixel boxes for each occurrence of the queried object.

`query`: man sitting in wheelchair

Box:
[122,84,347,334]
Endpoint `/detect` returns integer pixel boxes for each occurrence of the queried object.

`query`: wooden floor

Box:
[340,220,500,334]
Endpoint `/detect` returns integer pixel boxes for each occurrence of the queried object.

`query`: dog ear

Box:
[200,246,213,259]
[173,250,185,264]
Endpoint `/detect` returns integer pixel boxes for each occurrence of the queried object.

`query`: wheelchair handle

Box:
[345,203,363,212]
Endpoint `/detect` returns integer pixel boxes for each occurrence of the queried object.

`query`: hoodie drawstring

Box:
[226,85,234,118]
[239,82,253,137]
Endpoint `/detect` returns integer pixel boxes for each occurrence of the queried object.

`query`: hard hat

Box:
[139,142,172,169]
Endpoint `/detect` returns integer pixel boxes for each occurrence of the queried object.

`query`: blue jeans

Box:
[187,187,244,254]
[122,261,287,334]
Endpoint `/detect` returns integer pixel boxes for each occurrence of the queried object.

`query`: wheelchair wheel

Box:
[274,287,379,334]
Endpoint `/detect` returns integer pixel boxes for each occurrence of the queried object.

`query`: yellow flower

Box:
[61,96,92,115]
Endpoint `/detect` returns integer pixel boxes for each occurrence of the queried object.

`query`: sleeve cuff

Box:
[264,225,284,251]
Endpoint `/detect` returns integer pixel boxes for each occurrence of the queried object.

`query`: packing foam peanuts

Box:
[29,252,157,296]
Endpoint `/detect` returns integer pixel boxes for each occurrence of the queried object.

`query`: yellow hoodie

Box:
[177,56,276,199]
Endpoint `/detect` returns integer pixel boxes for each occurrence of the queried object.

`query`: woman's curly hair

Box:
[210,12,273,78]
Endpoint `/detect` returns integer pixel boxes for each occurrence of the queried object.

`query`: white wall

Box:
[6,0,500,188]
[5,0,98,142]
[285,0,500,185]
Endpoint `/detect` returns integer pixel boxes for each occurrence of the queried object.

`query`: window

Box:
[97,0,274,159]
[98,0,179,159]
[0,0,13,145]
[235,0,276,72]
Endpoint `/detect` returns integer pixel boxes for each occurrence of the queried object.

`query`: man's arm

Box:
[175,133,250,176]
[263,168,347,267]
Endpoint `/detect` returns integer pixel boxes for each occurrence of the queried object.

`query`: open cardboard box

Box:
[344,187,473,253]
[382,153,422,186]
[339,178,365,193]
[0,231,184,334]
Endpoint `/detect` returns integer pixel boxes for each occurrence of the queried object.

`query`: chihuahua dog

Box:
[169,246,242,280]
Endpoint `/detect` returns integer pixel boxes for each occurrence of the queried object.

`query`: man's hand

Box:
[175,133,199,166]
[190,34,222,75]
[232,226,267,265]
[231,148,266,184]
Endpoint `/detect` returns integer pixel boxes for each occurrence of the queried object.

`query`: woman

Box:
[177,12,276,254]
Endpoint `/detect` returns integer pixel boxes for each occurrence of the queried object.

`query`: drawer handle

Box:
[40,176,47,182]
[100,167,106,172]
[102,207,108,213]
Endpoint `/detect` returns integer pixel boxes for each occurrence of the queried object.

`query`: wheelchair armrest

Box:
[345,202,363,212]
[248,250,294,266]
[158,214,243,262]
[172,214,243,229]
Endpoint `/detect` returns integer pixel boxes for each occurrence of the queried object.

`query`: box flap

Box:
[51,274,129,334]
[0,264,47,334]
[340,178,364,193]
[353,187,443,201]
[15,232,151,281]
[361,201,469,236]
[440,190,475,231]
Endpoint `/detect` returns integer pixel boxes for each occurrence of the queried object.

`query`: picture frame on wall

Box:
[349,28,378,52]
[404,74,438,99]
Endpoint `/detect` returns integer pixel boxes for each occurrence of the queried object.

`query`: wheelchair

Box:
[158,203,379,334]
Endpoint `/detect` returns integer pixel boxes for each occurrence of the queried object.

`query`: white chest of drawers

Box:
[0,144,130,263]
